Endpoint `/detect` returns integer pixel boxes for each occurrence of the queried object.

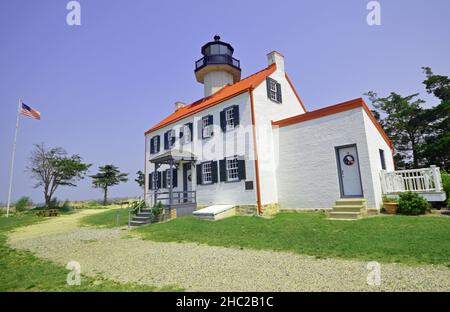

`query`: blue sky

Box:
[1,0,449,204]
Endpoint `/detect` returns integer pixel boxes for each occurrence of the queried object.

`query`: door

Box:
[183,163,192,202]
[336,145,363,197]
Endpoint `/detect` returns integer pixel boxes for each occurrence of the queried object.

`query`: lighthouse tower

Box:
[194,35,241,97]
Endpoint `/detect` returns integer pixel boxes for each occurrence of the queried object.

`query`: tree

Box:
[90,165,129,205]
[365,91,427,168]
[28,143,90,207]
[419,68,450,170]
[135,170,145,188]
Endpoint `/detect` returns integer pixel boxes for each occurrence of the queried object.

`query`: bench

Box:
[36,209,59,217]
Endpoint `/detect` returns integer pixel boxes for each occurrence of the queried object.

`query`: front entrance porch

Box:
[380,166,446,202]
[149,150,197,218]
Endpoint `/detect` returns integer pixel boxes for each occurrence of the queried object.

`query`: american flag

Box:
[20,102,41,120]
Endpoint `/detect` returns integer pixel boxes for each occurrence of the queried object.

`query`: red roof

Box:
[272,98,394,150]
[144,63,277,134]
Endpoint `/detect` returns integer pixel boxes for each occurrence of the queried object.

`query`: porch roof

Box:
[149,150,197,164]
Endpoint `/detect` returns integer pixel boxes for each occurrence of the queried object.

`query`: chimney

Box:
[267,51,285,73]
[174,101,186,111]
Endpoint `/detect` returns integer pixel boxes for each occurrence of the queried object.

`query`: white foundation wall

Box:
[362,112,395,210]
[252,70,306,205]
[144,92,258,207]
[275,107,379,209]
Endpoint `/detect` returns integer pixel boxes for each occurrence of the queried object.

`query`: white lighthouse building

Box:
[140,36,444,222]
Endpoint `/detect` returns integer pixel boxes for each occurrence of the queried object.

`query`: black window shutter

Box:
[238,159,246,180]
[156,135,160,153]
[208,115,214,136]
[164,132,169,150]
[196,164,202,185]
[150,137,155,154]
[219,159,227,182]
[148,173,153,190]
[220,109,226,132]
[162,170,167,188]
[266,78,271,99]
[276,82,282,103]
[233,105,240,126]
[172,168,178,187]
[157,172,162,189]
[211,161,218,183]
[187,122,193,139]
[198,119,203,139]
[179,128,184,138]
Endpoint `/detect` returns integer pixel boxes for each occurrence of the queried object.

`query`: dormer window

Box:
[266,78,282,103]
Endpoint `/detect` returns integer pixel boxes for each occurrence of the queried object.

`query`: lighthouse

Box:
[194,35,241,97]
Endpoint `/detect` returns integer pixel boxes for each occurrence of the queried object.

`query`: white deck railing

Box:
[380,166,443,194]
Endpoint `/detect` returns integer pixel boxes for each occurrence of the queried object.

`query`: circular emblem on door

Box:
[343,154,355,166]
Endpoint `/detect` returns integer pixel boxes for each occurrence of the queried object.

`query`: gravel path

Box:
[7,210,450,292]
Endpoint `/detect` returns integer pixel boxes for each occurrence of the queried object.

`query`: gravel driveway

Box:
[7,210,450,291]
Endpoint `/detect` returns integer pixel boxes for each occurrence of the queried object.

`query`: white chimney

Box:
[267,51,285,73]
[174,101,186,111]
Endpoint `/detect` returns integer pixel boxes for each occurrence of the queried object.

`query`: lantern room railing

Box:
[195,54,240,71]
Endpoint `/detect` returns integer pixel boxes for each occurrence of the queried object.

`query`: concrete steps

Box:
[328,198,367,220]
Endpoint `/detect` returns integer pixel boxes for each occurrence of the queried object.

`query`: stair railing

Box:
[127,196,146,229]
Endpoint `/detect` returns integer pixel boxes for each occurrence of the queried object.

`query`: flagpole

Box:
[6,98,22,218]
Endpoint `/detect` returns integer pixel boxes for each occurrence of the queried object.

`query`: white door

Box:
[337,145,363,197]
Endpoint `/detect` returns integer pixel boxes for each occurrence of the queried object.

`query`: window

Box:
[266,78,282,103]
[152,137,158,153]
[202,116,213,138]
[269,80,277,101]
[202,162,212,184]
[225,107,235,130]
[226,157,239,182]
[167,130,174,148]
[166,169,172,188]
[182,124,191,144]
[379,149,386,170]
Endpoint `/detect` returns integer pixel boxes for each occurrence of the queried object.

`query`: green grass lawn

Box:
[79,208,130,228]
[136,212,450,266]
[0,213,178,291]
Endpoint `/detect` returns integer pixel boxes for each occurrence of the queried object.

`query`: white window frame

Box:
[152,137,158,153]
[152,173,157,189]
[225,107,235,130]
[202,117,213,138]
[167,130,175,148]
[226,157,239,182]
[182,124,191,144]
[166,169,172,188]
[202,162,212,184]
[269,80,278,102]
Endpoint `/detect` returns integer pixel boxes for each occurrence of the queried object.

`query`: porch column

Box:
[169,159,174,208]
[153,163,159,206]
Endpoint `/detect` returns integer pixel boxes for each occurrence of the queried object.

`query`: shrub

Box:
[397,192,430,215]
[15,196,32,212]
[151,202,164,222]
[441,171,450,207]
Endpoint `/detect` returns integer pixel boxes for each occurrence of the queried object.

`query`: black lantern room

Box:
[194,35,241,83]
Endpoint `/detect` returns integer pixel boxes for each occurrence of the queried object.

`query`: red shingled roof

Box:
[144,63,277,134]
[272,98,394,150]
